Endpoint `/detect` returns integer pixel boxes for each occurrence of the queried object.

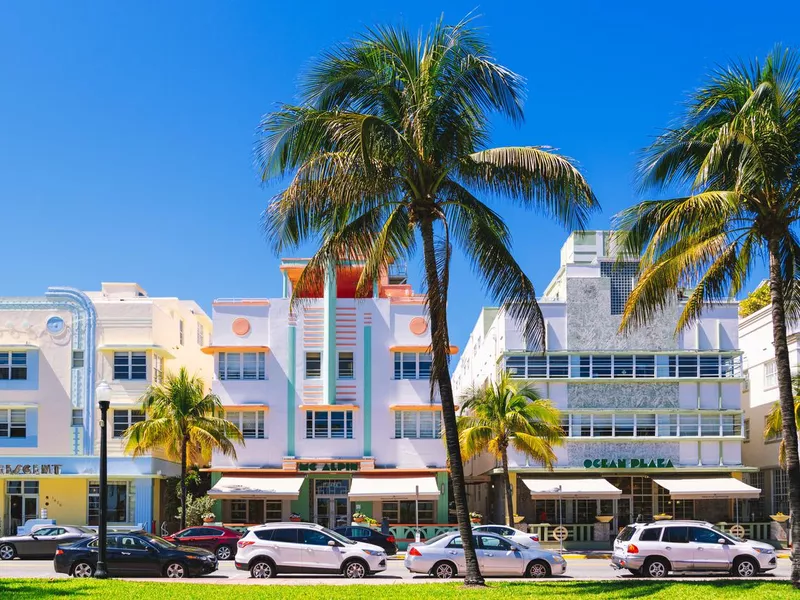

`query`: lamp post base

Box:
[94,561,109,579]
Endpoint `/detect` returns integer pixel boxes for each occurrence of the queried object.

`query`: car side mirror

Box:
[510,546,520,552]
[717,538,727,544]
[328,540,337,546]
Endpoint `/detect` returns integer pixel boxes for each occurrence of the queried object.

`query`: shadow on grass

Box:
[0,579,96,599]
[492,580,790,598]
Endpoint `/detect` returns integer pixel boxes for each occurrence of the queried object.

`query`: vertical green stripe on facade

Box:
[363,325,372,456]
[436,471,449,524]
[287,325,296,456]
[210,472,222,520]
[324,264,337,404]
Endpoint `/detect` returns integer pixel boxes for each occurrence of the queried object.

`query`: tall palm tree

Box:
[256,17,597,584]
[765,373,800,469]
[458,372,563,526]
[614,46,800,585]
[124,368,243,530]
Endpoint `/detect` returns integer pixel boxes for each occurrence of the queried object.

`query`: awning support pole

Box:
[415,485,420,543]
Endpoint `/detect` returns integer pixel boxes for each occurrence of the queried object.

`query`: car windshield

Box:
[142,534,176,549]
[710,525,742,543]
[320,527,355,545]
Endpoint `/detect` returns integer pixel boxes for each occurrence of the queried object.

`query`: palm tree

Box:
[256,17,597,584]
[614,46,800,586]
[124,367,243,530]
[765,373,800,469]
[458,372,563,526]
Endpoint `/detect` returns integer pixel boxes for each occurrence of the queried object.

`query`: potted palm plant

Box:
[470,512,482,525]
[289,513,301,522]
[352,512,367,524]
[202,512,215,524]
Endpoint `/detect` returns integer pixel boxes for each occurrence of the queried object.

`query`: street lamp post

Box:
[95,381,112,579]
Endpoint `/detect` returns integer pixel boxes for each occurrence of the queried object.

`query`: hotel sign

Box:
[584,458,674,469]
[298,462,359,472]
[0,464,62,475]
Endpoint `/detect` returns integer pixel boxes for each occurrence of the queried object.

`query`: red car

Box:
[163,526,241,560]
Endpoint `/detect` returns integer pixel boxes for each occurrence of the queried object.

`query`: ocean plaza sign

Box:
[0,464,62,475]
[584,458,674,469]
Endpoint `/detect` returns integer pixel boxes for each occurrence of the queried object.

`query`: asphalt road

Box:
[0,558,791,584]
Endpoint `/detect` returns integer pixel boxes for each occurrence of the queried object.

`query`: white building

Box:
[453,231,763,546]
[739,301,792,520]
[205,260,452,544]
[0,283,211,534]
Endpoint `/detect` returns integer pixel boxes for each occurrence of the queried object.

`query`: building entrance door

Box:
[615,496,633,533]
[4,481,39,535]
[313,480,350,529]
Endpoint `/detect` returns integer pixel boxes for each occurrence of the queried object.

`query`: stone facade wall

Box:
[567,383,679,409]
[565,278,682,351]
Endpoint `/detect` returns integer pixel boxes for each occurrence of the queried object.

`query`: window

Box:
[639,527,662,542]
[679,414,699,436]
[592,356,612,378]
[527,356,547,378]
[656,355,676,378]
[637,414,656,436]
[230,499,281,524]
[305,410,353,439]
[88,482,128,524]
[634,355,655,377]
[678,356,698,378]
[477,535,512,550]
[153,354,164,384]
[113,352,146,380]
[72,351,84,368]
[573,414,591,437]
[699,356,720,378]
[593,414,612,436]
[271,528,300,544]
[382,500,434,524]
[691,527,723,544]
[701,415,720,436]
[0,409,26,438]
[197,323,204,346]
[774,469,789,514]
[226,410,266,439]
[657,414,677,437]
[743,418,750,443]
[71,409,83,427]
[614,355,634,378]
[662,527,689,543]
[560,413,570,437]
[601,261,639,315]
[179,320,184,346]
[549,356,569,378]
[303,529,334,546]
[0,352,27,380]
[394,410,442,439]
[305,352,322,379]
[615,414,635,437]
[394,352,431,379]
[112,409,145,438]
[506,356,526,377]
[218,352,266,380]
[764,360,777,388]
[721,414,740,437]
[765,415,782,443]
[338,352,354,379]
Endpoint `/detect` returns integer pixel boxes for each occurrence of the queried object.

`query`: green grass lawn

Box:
[0,580,796,599]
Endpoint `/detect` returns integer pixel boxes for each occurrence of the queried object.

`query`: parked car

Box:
[163,525,241,560]
[332,526,397,555]
[471,525,540,548]
[611,520,778,578]
[234,522,387,579]
[0,525,96,560]
[53,532,218,578]
[404,531,566,578]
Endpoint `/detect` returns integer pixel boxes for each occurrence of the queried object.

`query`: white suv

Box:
[612,520,777,578]
[234,522,387,579]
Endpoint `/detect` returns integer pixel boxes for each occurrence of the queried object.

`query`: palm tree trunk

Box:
[767,238,800,587]
[501,447,513,527]
[180,435,188,531]
[419,217,484,586]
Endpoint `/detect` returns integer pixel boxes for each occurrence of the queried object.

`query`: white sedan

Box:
[471,525,540,548]
[405,531,565,578]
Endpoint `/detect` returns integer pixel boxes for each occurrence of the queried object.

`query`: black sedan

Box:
[54,532,218,578]
[0,525,95,560]
[333,526,397,555]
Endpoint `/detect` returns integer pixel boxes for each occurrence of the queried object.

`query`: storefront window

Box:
[774,469,789,514]
[631,477,653,521]
[656,484,694,519]
[230,499,281,524]
[573,500,598,523]
[88,482,128,524]
[382,500,434,524]
[5,481,38,534]
[531,500,558,523]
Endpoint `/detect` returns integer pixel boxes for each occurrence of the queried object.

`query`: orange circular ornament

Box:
[232,318,251,336]
[409,317,428,335]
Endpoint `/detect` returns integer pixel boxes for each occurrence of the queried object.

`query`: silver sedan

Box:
[404,531,566,578]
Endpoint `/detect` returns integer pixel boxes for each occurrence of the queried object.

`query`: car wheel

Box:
[0,544,16,560]
[644,558,669,578]
[215,545,232,561]
[432,560,456,579]
[164,562,186,579]
[250,559,275,579]
[527,560,551,578]
[72,562,94,578]
[733,557,758,578]
[343,559,368,579]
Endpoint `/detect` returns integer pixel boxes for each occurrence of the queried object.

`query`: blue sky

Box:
[1,1,798,353]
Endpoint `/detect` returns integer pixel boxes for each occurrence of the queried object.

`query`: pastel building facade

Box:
[0,283,211,534]
[206,260,452,540]
[453,231,762,545]
[739,301,794,521]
